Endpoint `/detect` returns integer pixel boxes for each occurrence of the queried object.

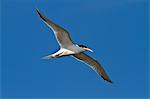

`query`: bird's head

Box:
[78,44,93,52]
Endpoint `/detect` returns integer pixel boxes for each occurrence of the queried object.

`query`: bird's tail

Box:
[42,55,55,59]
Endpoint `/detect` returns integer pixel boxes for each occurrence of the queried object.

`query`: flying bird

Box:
[36,8,112,83]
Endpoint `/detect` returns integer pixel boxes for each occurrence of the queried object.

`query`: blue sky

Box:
[1,0,149,98]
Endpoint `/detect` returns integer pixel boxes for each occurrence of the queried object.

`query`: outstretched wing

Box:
[36,8,74,48]
[72,53,112,83]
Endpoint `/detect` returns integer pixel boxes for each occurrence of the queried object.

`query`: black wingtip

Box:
[101,75,113,84]
[106,79,113,84]
[35,8,41,16]
[35,8,47,22]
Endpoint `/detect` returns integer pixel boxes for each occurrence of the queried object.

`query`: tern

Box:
[36,9,112,83]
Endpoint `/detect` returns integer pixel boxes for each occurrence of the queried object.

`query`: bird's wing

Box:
[36,9,74,48]
[72,53,112,83]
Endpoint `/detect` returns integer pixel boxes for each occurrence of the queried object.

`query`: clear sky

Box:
[1,0,149,98]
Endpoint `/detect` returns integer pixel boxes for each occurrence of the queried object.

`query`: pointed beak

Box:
[84,48,93,52]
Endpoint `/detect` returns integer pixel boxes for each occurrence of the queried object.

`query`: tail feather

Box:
[42,55,54,59]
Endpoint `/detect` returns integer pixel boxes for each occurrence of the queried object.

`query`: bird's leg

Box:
[55,52,70,57]
[55,52,63,57]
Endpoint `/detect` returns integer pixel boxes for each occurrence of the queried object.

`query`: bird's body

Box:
[36,8,112,83]
[43,45,84,58]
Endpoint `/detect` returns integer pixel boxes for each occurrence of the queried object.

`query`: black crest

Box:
[78,44,87,48]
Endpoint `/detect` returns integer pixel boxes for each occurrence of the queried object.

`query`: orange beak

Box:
[83,48,93,52]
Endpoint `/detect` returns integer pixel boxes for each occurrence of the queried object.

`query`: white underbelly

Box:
[61,48,75,55]
[64,45,84,53]
[52,45,84,57]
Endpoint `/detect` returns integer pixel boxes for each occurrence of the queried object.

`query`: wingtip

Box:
[101,75,113,84]
[35,8,40,15]
[35,8,47,22]
[106,79,113,84]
